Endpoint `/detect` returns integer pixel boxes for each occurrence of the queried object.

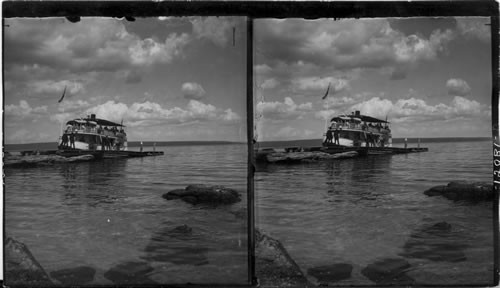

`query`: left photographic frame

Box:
[3,4,251,286]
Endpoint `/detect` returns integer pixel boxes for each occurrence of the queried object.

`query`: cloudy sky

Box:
[4,17,247,144]
[254,17,492,141]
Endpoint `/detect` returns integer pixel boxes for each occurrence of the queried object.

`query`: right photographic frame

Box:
[253,10,497,287]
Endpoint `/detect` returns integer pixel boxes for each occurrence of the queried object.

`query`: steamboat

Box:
[323,110,392,148]
[58,114,127,152]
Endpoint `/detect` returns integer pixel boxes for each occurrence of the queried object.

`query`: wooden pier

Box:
[255,145,428,163]
[323,146,428,156]
[275,146,428,155]
[12,149,164,158]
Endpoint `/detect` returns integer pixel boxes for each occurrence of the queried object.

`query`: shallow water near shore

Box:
[5,144,248,285]
[256,139,495,285]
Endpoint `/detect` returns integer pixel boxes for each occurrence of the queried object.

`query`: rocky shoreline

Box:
[4,230,312,287]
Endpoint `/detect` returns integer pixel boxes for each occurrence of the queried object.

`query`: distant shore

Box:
[4,141,245,152]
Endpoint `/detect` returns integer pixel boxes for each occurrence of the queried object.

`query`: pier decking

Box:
[255,145,428,163]
[9,149,164,158]
[274,146,428,155]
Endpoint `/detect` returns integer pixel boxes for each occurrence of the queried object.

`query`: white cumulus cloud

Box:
[261,78,279,89]
[446,78,471,96]
[293,76,349,95]
[455,17,490,42]
[191,17,237,47]
[350,95,485,123]
[5,100,48,118]
[129,33,190,66]
[257,97,313,120]
[59,100,242,127]
[181,82,206,100]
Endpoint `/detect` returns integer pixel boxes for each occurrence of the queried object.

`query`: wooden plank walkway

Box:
[257,146,428,157]
[10,150,164,158]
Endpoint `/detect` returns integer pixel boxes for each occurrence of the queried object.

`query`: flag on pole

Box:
[322,82,331,100]
[58,86,67,103]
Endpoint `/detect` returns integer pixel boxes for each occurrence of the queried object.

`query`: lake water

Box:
[5,140,496,286]
[255,139,495,285]
[5,144,249,285]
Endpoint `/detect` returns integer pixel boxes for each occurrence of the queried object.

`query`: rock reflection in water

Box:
[142,223,209,266]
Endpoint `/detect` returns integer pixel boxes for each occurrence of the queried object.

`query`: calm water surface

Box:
[256,140,495,285]
[5,144,248,285]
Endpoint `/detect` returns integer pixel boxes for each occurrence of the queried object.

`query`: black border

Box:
[490,9,500,288]
[2,1,499,287]
[1,1,498,18]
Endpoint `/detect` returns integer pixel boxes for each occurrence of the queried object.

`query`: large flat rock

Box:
[424,181,493,202]
[103,261,157,285]
[163,184,241,205]
[361,258,415,285]
[307,263,353,284]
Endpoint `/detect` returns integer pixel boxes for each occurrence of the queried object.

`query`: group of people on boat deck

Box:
[324,127,389,147]
[330,122,390,134]
[65,123,126,137]
[60,132,76,149]
[325,127,340,145]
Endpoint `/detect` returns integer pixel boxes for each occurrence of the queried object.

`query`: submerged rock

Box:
[4,154,95,167]
[168,224,193,237]
[4,236,53,286]
[103,261,156,285]
[230,208,247,220]
[163,184,241,205]
[144,247,210,266]
[264,151,358,164]
[255,230,313,287]
[424,181,493,202]
[142,223,209,266]
[307,263,353,283]
[361,258,414,285]
[49,266,96,285]
[399,221,468,262]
